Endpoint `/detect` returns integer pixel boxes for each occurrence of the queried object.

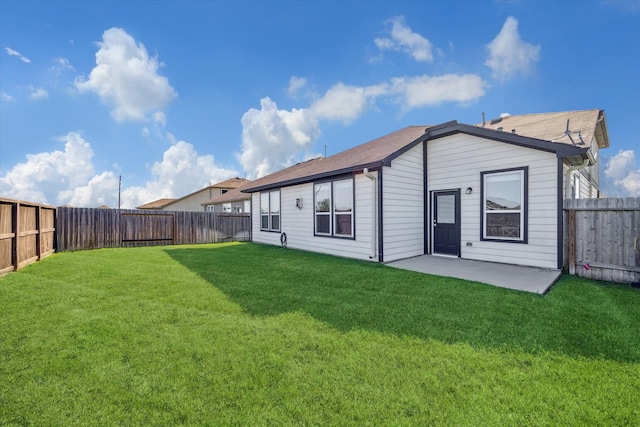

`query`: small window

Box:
[314,183,331,235]
[314,178,354,238]
[260,190,280,232]
[333,180,353,236]
[222,203,232,213]
[270,191,280,231]
[481,167,527,242]
[572,171,581,199]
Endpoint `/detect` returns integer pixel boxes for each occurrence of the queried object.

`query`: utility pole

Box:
[118,175,121,210]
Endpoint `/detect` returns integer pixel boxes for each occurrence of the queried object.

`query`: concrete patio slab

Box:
[386,255,561,294]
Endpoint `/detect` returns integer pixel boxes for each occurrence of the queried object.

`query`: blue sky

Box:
[1,0,639,208]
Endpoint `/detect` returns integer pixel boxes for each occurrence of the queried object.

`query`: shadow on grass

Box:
[165,243,640,362]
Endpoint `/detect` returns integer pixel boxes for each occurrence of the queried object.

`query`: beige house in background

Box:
[137,177,250,212]
[202,180,252,213]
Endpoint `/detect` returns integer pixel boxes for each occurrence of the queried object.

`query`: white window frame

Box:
[572,171,581,199]
[314,182,332,236]
[481,167,527,243]
[260,190,280,232]
[314,178,354,238]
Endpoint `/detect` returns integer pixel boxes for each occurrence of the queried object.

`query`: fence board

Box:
[0,198,56,274]
[56,208,251,252]
[564,197,640,284]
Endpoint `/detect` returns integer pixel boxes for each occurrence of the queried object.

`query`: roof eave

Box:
[242,161,385,193]
[427,123,588,158]
[201,195,251,206]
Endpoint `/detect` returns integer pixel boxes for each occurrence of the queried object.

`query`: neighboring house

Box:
[136,178,250,211]
[202,181,252,213]
[135,198,176,210]
[241,109,609,270]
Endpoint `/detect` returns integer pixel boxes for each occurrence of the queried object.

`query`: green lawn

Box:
[1,242,638,426]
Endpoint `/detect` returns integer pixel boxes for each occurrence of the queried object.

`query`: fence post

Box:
[12,202,19,271]
[568,209,575,276]
[36,206,42,261]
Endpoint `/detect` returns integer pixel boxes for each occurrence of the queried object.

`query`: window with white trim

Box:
[314,178,353,238]
[571,171,581,199]
[260,190,280,231]
[481,167,527,242]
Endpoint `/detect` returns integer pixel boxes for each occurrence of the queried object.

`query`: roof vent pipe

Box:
[482,112,485,127]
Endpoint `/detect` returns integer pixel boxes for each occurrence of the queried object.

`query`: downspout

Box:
[363,168,377,260]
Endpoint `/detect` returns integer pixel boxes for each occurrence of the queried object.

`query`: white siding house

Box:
[242,110,610,271]
[137,177,249,211]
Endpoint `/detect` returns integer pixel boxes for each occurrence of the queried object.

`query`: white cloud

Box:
[603,150,640,196]
[310,82,384,124]
[51,57,75,76]
[389,74,486,108]
[153,111,167,127]
[238,73,487,178]
[288,76,308,98]
[237,97,320,179]
[0,132,98,205]
[5,47,31,63]
[54,57,74,70]
[75,27,177,122]
[485,16,541,81]
[0,132,236,208]
[29,86,49,100]
[121,140,238,208]
[1,92,14,102]
[374,16,434,62]
[59,171,119,207]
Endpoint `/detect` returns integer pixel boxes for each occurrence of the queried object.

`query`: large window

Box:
[481,167,527,242]
[260,190,280,232]
[314,178,354,238]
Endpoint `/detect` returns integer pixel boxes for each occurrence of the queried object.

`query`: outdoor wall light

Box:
[466,187,473,194]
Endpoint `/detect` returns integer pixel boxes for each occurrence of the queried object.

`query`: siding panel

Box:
[383,144,424,262]
[428,133,559,269]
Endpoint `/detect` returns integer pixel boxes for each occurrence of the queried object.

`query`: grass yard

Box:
[1,242,639,425]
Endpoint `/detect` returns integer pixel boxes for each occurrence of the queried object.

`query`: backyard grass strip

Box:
[1,242,638,425]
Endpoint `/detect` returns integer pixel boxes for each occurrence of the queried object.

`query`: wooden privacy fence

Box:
[564,197,640,284]
[0,198,56,275]
[56,208,251,252]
